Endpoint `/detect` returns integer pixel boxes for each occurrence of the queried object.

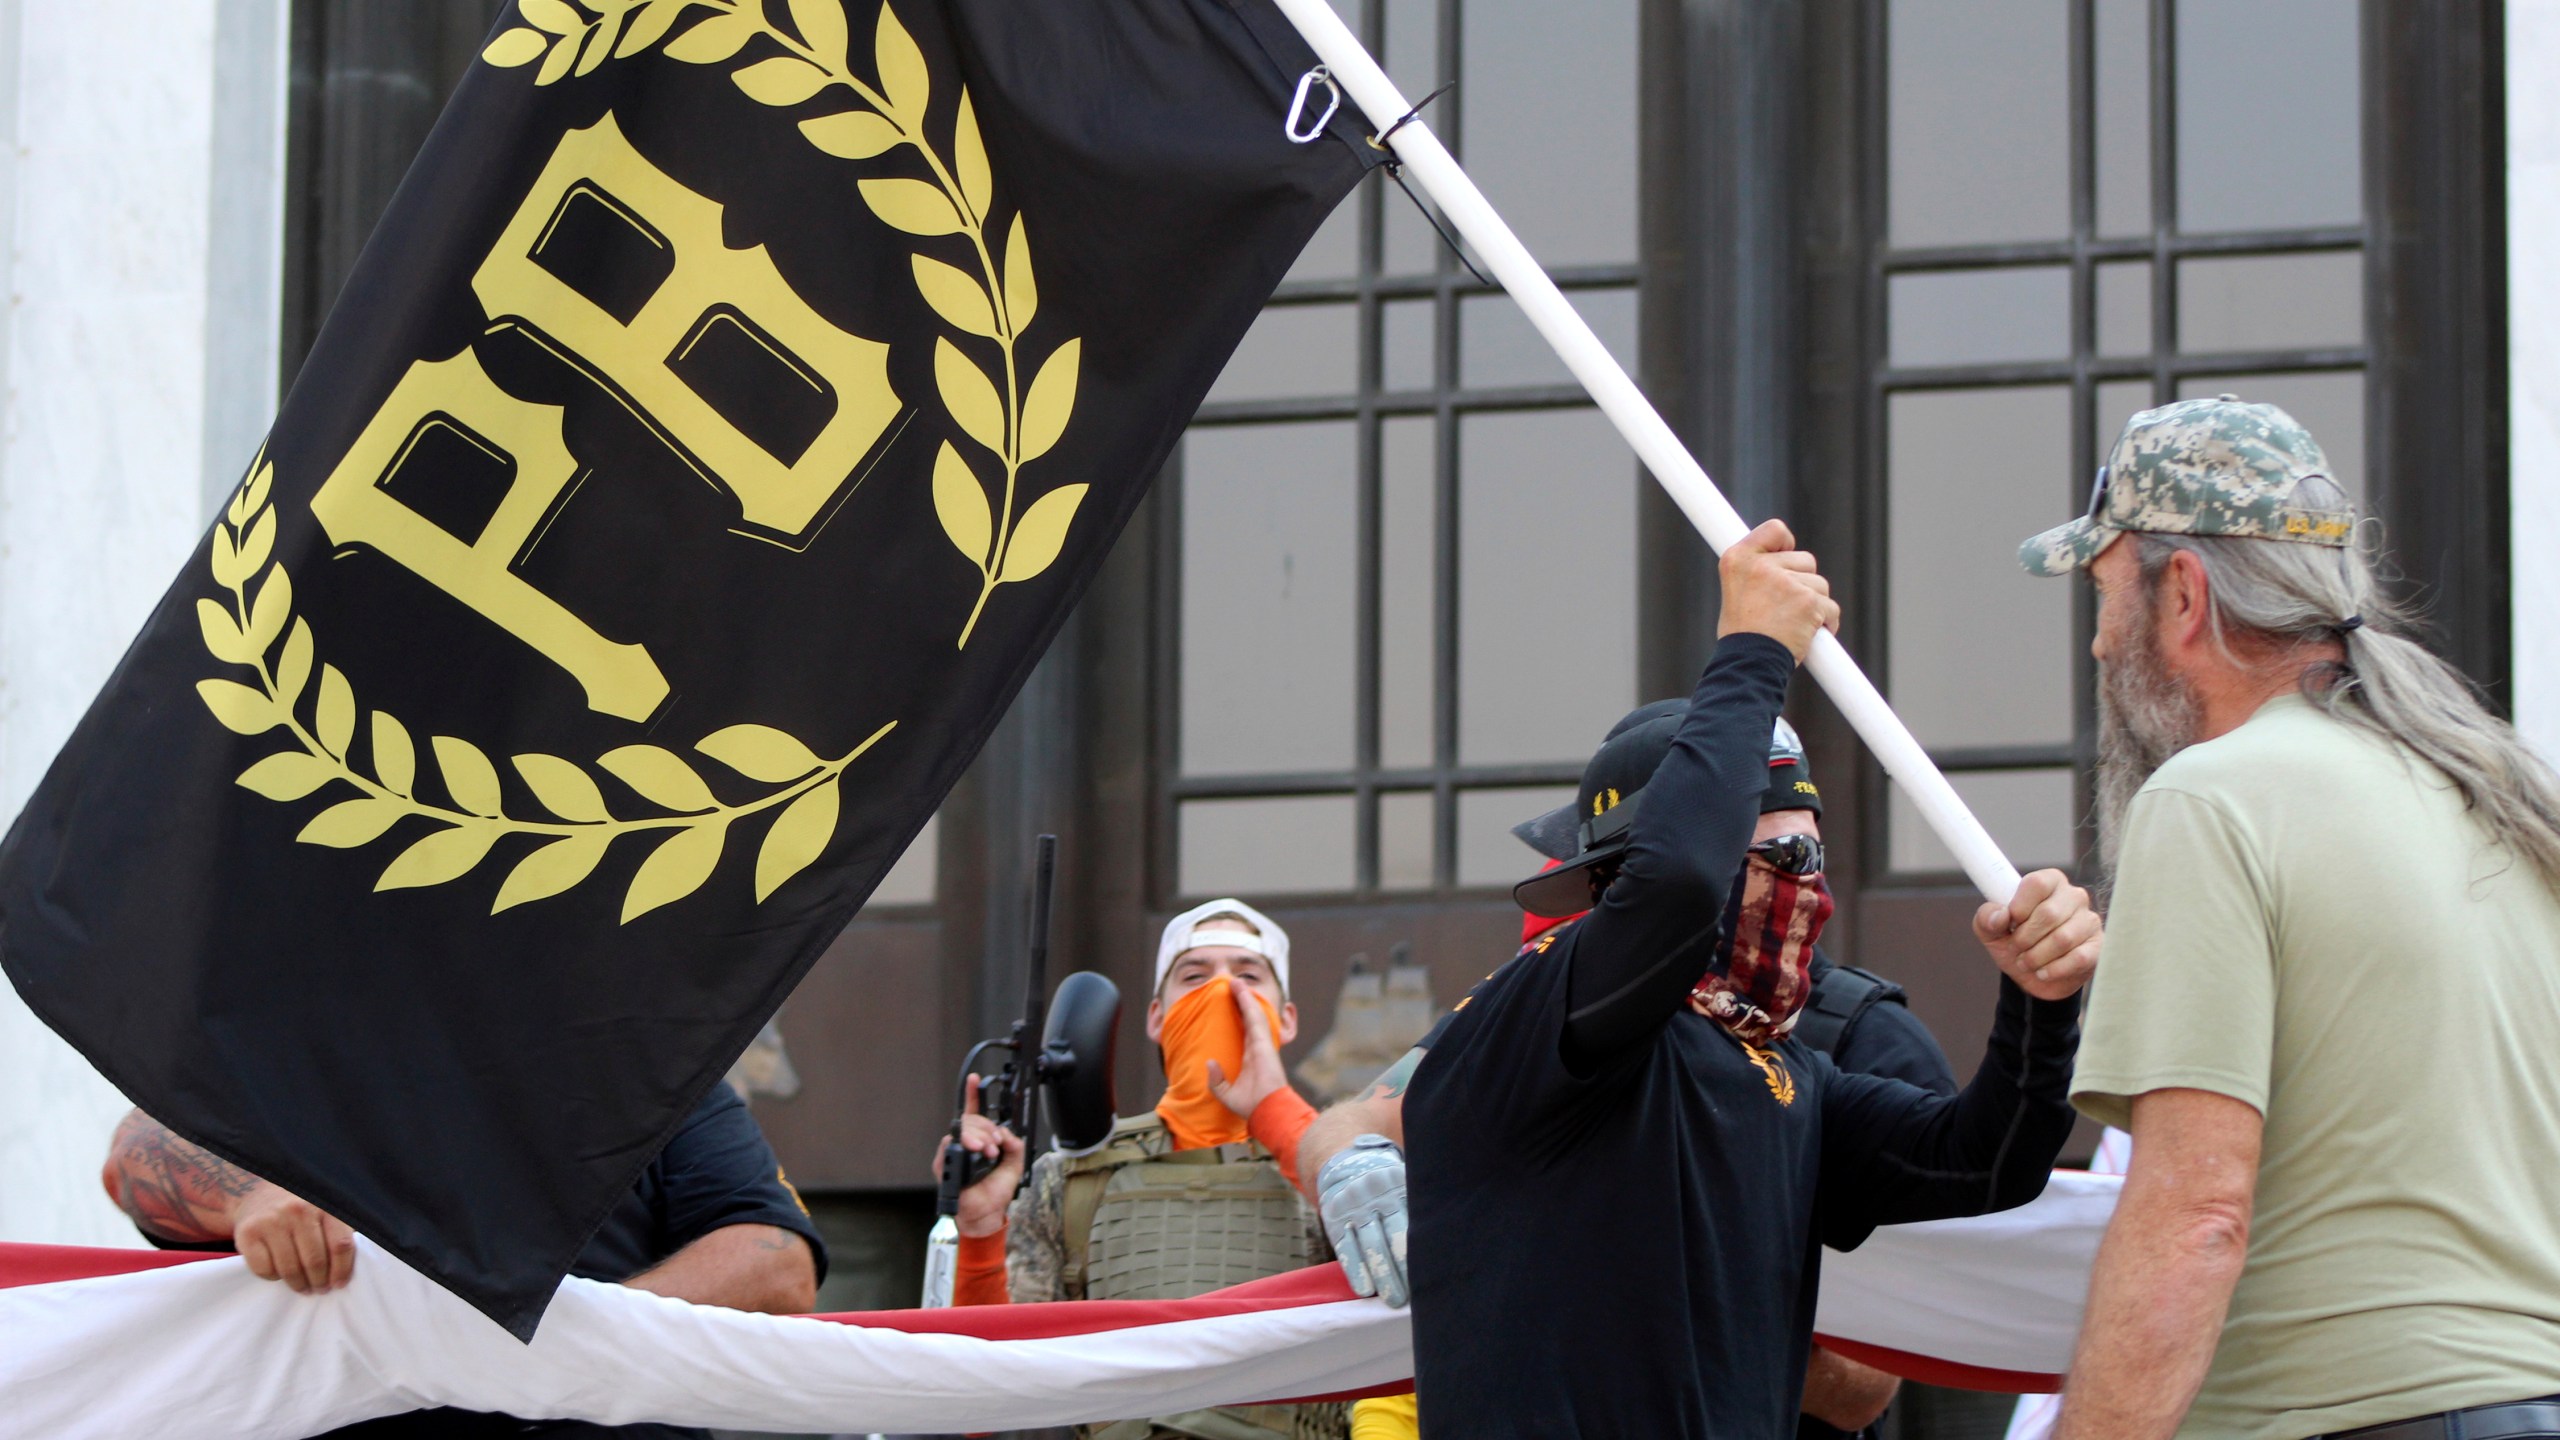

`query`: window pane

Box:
[2177,250,2363,354]
[2097,261,2152,357]
[2095,0,2152,237]
[2176,0,2360,232]
[2179,370,2364,500]
[1888,0,2069,247]
[1460,289,1636,389]
[1379,789,1434,890]
[1384,298,1436,391]
[1380,417,1437,769]
[2098,379,2158,453]
[869,813,938,906]
[1384,0,1437,94]
[1888,267,2070,367]
[1206,304,1355,404]
[1459,409,1636,765]
[1888,387,2076,749]
[1462,0,1637,267]
[1181,423,1357,774]
[1890,767,2077,873]
[1458,785,1577,888]
[1180,796,1355,895]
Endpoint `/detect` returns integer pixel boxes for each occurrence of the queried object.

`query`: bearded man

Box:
[1299,519,2100,1439]
[2023,397,2560,1440]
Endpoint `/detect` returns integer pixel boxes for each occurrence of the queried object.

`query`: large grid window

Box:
[1874,0,2365,877]
[1165,0,1640,900]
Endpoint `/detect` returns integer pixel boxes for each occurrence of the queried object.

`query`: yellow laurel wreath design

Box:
[488,0,1090,650]
[196,456,894,922]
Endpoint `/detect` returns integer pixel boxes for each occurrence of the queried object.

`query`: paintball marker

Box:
[924,835,1120,1303]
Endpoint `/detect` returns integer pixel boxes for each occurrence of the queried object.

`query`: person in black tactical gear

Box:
[1631,718,1959,1440]
[1297,520,2098,1439]
[1338,715,1957,1440]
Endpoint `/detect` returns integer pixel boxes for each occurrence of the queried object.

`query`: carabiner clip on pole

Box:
[1285,66,1342,143]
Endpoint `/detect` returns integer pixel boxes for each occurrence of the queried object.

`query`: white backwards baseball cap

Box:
[1154,898,1291,997]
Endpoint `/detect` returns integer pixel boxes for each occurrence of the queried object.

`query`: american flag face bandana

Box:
[1691,857,1834,1045]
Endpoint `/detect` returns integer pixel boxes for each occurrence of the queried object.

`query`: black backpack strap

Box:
[1793,964,1907,1058]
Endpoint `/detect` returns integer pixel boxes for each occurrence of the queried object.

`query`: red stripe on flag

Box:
[1,1241,1366,1345]
[1813,1332,2060,1395]
[810,1264,1358,1338]
[0,1244,2051,1400]
[0,1242,219,1290]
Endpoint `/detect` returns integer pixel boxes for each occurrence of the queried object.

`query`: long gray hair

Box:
[2133,477,2560,890]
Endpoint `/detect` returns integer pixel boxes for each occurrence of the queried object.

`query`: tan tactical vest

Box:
[1061,1113,1347,1440]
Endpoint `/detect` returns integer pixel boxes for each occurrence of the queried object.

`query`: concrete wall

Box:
[0,0,287,1247]
[2514,0,2560,760]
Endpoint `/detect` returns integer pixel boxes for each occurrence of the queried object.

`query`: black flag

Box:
[0,0,1366,1336]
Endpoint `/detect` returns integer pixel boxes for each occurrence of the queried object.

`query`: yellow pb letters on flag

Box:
[313,113,901,723]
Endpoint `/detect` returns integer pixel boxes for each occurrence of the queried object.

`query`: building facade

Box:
[0,0,2536,1428]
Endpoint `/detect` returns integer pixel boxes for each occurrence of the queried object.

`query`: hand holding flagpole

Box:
[1267,0,2023,905]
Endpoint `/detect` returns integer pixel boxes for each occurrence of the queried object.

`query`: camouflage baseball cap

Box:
[2017,396,2352,576]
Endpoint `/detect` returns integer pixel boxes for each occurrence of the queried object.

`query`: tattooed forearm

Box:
[1367,1046,1427,1101]
[101,1110,261,1244]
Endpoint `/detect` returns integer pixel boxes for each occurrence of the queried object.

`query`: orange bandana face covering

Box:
[1154,977,1283,1149]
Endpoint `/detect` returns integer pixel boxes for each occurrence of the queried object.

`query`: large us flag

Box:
[0,1173,2119,1437]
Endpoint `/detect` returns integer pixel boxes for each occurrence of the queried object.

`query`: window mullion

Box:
[2148,0,2177,400]
[1431,0,1463,893]
[2068,0,2100,878]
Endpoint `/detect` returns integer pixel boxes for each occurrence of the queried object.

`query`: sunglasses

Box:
[1746,834,1824,877]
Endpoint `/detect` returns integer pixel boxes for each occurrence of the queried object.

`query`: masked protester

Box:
[1294,519,2102,1439]
[933,900,1344,1440]
[1344,727,1959,1440]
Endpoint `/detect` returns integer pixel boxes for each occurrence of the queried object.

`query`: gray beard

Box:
[2095,605,2203,885]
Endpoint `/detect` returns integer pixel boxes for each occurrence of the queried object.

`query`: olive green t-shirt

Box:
[2073,694,2560,1440]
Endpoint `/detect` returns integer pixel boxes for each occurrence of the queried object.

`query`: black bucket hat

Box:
[1512,705,1822,918]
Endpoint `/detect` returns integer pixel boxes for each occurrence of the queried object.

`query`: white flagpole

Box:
[1268,0,2024,904]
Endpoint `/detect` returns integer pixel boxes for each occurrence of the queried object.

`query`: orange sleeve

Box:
[1247,1086,1321,1191]
[952,1226,1011,1306]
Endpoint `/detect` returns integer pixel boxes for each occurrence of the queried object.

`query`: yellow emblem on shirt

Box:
[1740,1042,1797,1107]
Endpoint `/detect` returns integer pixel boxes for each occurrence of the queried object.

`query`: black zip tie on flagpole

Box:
[1363,83,1490,285]
[1370,81,1454,149]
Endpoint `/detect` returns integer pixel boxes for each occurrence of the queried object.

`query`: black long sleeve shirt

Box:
[1403,633,2079,1440]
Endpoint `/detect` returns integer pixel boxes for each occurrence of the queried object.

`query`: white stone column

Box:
[0,0,287,1248]
[2513,0,2560,758]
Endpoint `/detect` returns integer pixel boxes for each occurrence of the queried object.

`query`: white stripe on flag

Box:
[1815,1169,2121,1376]
[1,1172,2119,1438]
[1,1238,1408,1439]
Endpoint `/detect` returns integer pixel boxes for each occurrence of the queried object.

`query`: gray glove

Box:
[1315,1133,1410,1308]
